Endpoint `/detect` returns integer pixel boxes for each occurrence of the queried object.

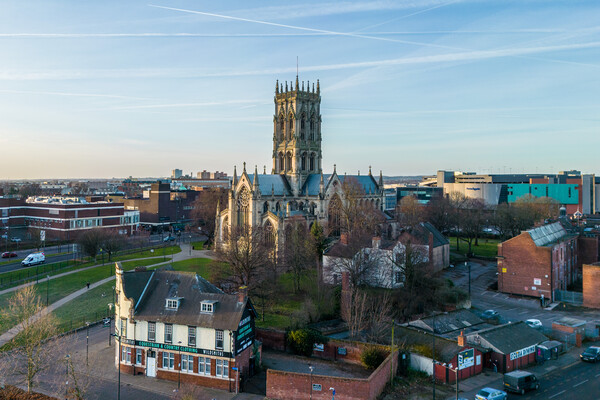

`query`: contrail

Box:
[147,4,466,51]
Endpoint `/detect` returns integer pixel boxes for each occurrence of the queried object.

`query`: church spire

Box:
[232,165,238,186]
[253,165,259,190]
[275,79,279,94]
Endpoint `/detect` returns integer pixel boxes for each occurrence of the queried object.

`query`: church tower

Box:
[272,76,322,195]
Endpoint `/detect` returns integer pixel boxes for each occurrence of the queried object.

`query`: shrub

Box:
[287,328,328,357]
[361,346,387,370]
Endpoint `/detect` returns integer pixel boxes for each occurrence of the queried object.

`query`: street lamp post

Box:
[177,341,182,390]
[448,364,459,400]
[432,312,436,400]
[86,322,90,366]
[466,261,471,297]
[309,364,314,400]
[65,354,70,400]
[46,275,50,307]
[108,303,113,346]
[111,332,121,400]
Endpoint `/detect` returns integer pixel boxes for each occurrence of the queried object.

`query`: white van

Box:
[21,252,45,267]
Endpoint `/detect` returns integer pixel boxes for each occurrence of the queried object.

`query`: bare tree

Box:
[397,195,423,230]
[449,191,468,251]
[190,188,228,246]
[425,195,453,234]
[214,225,273,290]
[0,286,61,393]
[282,221,314,293]
[329,177,384,237]
[77,228,106,260]
[343,286,392,342]
[327,234,382,288]
[101,229,124,261]
[459,198,487,256]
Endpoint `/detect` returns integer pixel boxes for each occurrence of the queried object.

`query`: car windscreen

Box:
[477,389,491,396]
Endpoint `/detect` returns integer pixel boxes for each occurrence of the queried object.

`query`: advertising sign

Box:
[235,307,255,355]
[458,348,475,370]
[510,345,535,360]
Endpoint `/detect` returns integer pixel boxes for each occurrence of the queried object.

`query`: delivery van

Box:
[21,252,45,267]
[503,370,539,394]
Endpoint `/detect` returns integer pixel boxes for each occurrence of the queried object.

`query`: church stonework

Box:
[216,78,384,246]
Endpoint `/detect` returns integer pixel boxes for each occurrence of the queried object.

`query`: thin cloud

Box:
[0,89,153,100]
[104,99,264,111]
[1,40,598,81]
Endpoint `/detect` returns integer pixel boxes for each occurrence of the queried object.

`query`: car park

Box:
[475,387,507,400]
[1,252,18,258]
[525,319,543,329]
[580,346,600,362]
[503,370,539,394]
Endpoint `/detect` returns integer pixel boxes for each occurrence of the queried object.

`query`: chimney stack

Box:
[340,233,348,245]
[237,286,248,303]
[372,236,381,249]
[458,331,466,347]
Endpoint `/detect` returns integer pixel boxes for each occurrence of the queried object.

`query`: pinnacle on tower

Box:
[369,165,372,175]
[253,165,259,189]
[317,79,320,95]
[243,162,246,173]
[379,170,383,187]
[333,164,337,174]
[263,165,266,174]
[296,75,299,91]
[276,79,279,94]
[233,165,238,186]
[285,81,288,91]
[302,81,304,91]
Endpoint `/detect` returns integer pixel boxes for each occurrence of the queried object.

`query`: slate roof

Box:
[527,222,569,247]
[300,173,326,196]
[408,309,485,335]
[121,269,253,331]
[395,326,478,363]
[246,174,292,196]
[338,175,380,195]
[467,321,548,354]
[411,222,449,248]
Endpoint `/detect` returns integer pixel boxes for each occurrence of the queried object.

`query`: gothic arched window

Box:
[309,154,315,171]
[286,152,292,172]
[278,152,284,173]
[263,201,269,213]
[237,187,250,228]
[301,153,307,171]
[300,117,305,140]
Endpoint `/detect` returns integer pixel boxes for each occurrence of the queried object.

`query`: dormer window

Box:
[201,300,217,313]
[166,298,180,310]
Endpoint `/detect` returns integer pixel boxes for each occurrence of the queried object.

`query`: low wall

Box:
[410,353,433,375]
[266,351,398,400]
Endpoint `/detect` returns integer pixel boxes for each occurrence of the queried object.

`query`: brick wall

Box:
[498,233,552,298]
[255,328,286,351]
[583,263,600,308]
[266,352,398,400]
[579,239,600,268]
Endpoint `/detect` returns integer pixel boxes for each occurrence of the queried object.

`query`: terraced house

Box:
[114,262,257,391]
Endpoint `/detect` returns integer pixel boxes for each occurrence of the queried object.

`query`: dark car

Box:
[481,309,500,319]
[580,346,600,362]
[504,370,539,394]
[1,251,18,258]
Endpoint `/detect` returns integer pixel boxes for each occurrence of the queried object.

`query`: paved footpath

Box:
[0,243,215,347]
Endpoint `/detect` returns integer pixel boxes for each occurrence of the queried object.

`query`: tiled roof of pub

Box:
[122,269,251,331]
[467,321,547,354]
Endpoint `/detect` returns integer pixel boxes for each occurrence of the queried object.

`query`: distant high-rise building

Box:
[171,169,183,179]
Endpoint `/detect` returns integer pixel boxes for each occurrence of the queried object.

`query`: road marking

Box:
[595,373,600,377]
[573,379,588,388]
[549,390,566,399]
[493,293,500,297]
[561,361,579,370]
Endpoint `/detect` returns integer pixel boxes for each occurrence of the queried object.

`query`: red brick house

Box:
[497,222,579,301]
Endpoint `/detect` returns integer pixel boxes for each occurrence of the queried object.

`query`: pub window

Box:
[181,354,193,373]
[136,348,142,365]
[188,326,196,347]
[148,322,156,342]
[164,324,173,344]
[162,352,174,369]
[198,357,211,375]
[215,330,224,350]
[120,318,127,338]
[216,359,228,378]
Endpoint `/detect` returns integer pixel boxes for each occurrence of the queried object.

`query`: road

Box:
[459,357,600,399]
[443,260,599,328]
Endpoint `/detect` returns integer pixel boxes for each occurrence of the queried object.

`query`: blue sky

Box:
[0,0,599,179]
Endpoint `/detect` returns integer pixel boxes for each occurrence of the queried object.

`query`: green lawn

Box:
[449,236,500,258]
[168,258,214,276]
[190,241,205,250]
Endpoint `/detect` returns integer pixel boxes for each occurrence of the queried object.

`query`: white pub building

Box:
[114,262,257,391]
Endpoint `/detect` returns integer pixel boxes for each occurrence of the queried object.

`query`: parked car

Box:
[1,234,7,239]
[476,387,507,400]
[163,235,176,242]
[525,319,543,329]
[1,252,18,258]
[580,346,600,362]
[21,252,45,267]
[504,370,539,394]
[481,310,500,320]
[10,237,22,243]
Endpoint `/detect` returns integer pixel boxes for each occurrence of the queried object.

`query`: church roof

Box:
[247,174,292,196]
[301,173,326,196]
[338,175,380,195]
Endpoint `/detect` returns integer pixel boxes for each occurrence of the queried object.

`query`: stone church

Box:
[215,77,384,245]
